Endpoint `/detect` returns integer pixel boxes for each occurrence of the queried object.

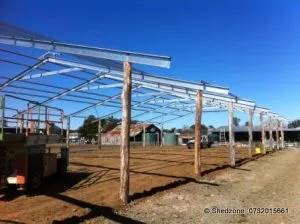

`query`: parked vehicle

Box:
[0,135,69,191]
[187,135,213,149]
[0,96,68,191]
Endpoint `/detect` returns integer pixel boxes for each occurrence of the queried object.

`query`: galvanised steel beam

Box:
[0,58,48,90]
[39,73,106,105]
[277,116,288,122]
[0,51,175,103]
[268,112,279,119]
[105,73,256,110]
[0,57,181,109]
[21,67,83,80]
[0,75,161,109]
[254,106,270,115]
[1,90,164,116]
[0,36,171,68]
[95,93,172,120]
[147,98,193,104]
[79,83,123,91]
[151,111,194,124]
[67,86,142,117]
[132,100,193,120]
[144,106,228,124]
[47,58,229,95]
[132,92,164,98]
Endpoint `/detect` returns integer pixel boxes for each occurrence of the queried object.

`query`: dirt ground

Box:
[0,145,295,224]
[111,147,300,224]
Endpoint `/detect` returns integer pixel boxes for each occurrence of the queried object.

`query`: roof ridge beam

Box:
[0,36,171,68]
[47,58,229,95]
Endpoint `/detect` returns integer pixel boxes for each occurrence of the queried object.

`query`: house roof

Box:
[103,123,154,137]
[214,126,300,132]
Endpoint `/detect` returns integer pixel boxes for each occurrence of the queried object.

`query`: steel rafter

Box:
[0,36,171,68]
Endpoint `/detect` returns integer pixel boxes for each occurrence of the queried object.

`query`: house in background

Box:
[178,133,194,145]
[102,123,161,145]
[69,132,81,143]
[212,126,300,143]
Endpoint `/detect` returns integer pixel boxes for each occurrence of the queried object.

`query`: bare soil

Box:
[111,147,300,224]
[0,145,296,224]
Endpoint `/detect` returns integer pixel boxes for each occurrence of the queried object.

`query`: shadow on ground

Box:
[0,149,280,223]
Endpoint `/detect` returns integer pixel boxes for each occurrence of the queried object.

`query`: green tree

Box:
[288,119,300,128]
[78,115,98,140]
[49,123,61,134]
[78,115,123,140]
[233,117,241,126]
[101,116,121,132]
[245,121,249,126]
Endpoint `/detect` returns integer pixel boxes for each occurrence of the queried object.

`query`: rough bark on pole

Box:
[143,124,146,147]
[97,119,102,151]
[120,61,132,204]
[26,103,29,136]
[194,90,203,178]
[20,113,24,133]
[276,119,280,151]
[160,123,163,147]
[1,96,5,137]
[66,117,70,148]
[268,116,273,151]
[228,102,235,167]
[160,123,164,147]
[260,113,266,154]
[280,120,284,149]
[248,108,254,158]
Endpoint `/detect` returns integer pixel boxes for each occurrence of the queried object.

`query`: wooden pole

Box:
[37,104,41,131]
[1,96,5,137]
[61,111,64,136]
[45,106,49,135]
[260,113,266,154]
[280,120,284,149]
[120,61,132,204]
[276,119,280,151]
[228,102,235,167]
[97,119,102,151]
[20,113,24,133]
[26,103,29,136]
[143,124,146,147]
[248,108,254,158]
[194,90,203,178]
[268,116,273,151]
[66,117,70,148]
[160,123,163,147]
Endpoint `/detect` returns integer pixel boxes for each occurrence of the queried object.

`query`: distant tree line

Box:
[288,119,300,128]
[77,115,139,140]
[165,124,209,135]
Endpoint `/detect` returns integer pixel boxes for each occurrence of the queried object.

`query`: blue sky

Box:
[0,0,299,129]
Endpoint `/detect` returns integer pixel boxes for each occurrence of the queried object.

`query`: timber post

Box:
[66,117,70,148]
[143,124,146,147]
[98,119,102,151]
[120,61,132,204]
[194,90,203,178]
[280,120,285,149]
[26,103,29,136]
[20,113,24,133]
[160,123,164,147]
[260,113,266,154]
[1,96,4,137]
[268,116,273,151]
[228,102,235,167]
[248,108,254,158]
[276,119,280,151]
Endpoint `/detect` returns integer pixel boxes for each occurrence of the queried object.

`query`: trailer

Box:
[0,95,69,191]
